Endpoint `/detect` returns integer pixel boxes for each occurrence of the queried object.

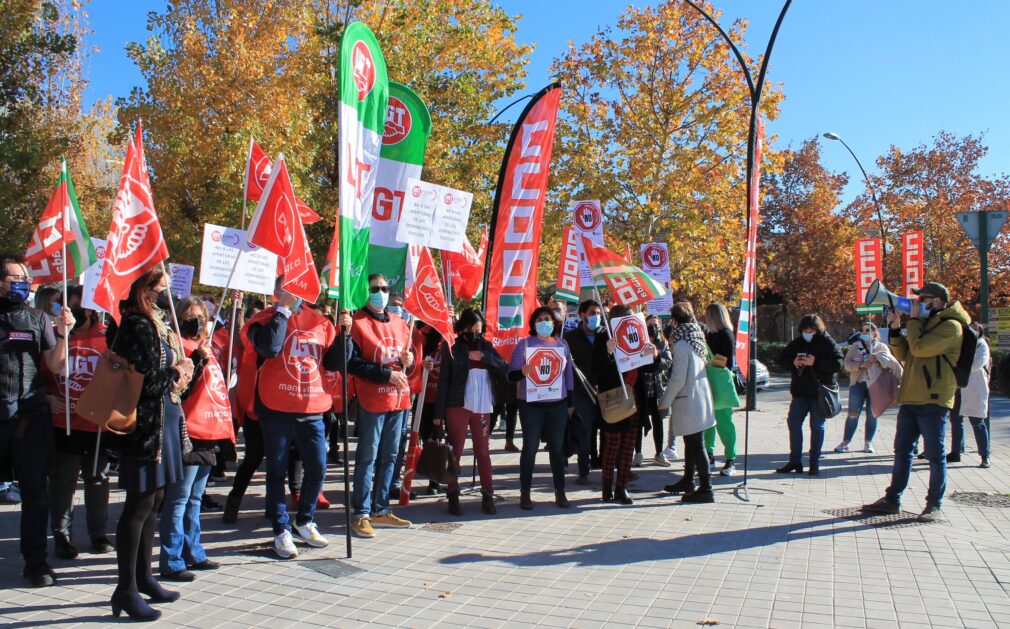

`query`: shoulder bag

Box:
[76,347,143,435]
[706,350,741,411]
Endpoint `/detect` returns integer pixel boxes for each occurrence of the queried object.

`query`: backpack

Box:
[942,321,978,388]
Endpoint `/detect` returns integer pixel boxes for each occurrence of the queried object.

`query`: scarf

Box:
[670,321,708,361]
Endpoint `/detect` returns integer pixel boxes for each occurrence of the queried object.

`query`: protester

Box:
[775,314,844,476]
[433,308,509,515]
[241,279,346,557]
[508,306,575,509]
[159,297,234,581]
[347,274,415,538]
[45,287,113,560]
[949,321,991,468]
[491,375,520,452]
[633,314,672,468]
[386,290,413,499]
[660,302,717,503]
[703,303,738,475]
[836,322,899,454]
[595,304,646,505]
[107,267,192,620]
[864,282,970,522]
[0,255,74,587]
[563,299,605,484]
[412,320,444,493]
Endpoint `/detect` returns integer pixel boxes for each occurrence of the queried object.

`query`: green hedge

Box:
[757,341,787,372]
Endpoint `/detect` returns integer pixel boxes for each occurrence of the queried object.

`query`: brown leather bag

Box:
[415,428,459,485]
[76,351,143,434]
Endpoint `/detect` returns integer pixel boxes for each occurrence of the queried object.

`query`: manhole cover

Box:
[949,492,1010,508]
[421,522,463,533]
[301,559,365,580]
[823,507,936,528]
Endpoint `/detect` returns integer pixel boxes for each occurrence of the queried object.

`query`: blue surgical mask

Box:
[49,302,62,316]
[387,305,404,318]
[535,320,554,337]
[369,290,389,311]
[587,314,601,329]
[859,333,872,344]
[801,332,814,343]
[4,281,30,304]
[293,298,303,312]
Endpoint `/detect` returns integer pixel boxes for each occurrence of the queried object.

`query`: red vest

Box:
[351,310,412,413]
[181,337,236,442]
[243,307,337,415]
[45,324,107,433]
[323,370,346,414]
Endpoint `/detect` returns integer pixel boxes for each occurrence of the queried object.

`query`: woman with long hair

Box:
[107,268,194,621]
[703,303,738,476]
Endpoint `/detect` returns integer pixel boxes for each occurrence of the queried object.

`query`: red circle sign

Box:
[383,96,412,145]
[527,348,563,387]
[642,244,667,269]
[573,201,602,231]
[614,317,647,355]
[351,40,376,101]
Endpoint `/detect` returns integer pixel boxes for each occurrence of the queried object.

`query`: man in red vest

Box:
[244,279,347,559]
[348,274,414,538]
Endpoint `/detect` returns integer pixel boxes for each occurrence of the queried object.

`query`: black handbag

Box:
[817,381,842,419]
[563,410,587,459]
[415,428,459,485]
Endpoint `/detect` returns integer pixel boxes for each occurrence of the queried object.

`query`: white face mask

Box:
[801,332,814,343]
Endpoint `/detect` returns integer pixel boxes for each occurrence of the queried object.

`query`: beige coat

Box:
[659,340,716,437]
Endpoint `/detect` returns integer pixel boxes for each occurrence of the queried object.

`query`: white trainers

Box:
[292,521,329,548]
[654,453,672,467]
[632,452,644,467]
[864,442,875,453]
[274,530,299,559]
[662,446,678,460]
[834,442,850,453]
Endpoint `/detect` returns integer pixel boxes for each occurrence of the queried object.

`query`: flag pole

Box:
[225,136,255,388]
[60,159,71,436]
[337,297,352,560]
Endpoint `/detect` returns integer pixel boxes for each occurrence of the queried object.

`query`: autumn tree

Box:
[759,138,856,323]
[548,0,782,303]
[842,131,1010,315]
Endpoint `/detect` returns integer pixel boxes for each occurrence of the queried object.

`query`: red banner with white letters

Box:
[854,238,882,305]
[902,231,924,299]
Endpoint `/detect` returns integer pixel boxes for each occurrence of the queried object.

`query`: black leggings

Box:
[115,488,165,593]
[636,398,664,456]
[682,432,711,490]
[229,420,264,500]
[493,402,518,441]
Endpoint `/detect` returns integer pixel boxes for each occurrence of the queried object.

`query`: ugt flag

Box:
[25,157,97,284]
[581,237,667,308]
[338,21,388,309]
[94,122,169,321]
[404,246,455,349]
[244,138,321,224]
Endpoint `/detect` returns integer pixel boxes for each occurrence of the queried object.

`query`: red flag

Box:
[623,243,632,263]
[734,116,764,379]
[581,237,667,308]
[246,155,320,301]
[94,123,169,321]
[443,229,487,301]
[25,166,74,285]
[245,139,320,223]
[404,247,455,348]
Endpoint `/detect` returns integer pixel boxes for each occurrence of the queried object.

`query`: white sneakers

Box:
[293,522,329,548]
[864,442,875,453]
[632,452,644,466]
[834,441,851,453]
[274,530,298,559]
[662,446,678,461]
[654,453,672,467]
[275,522,330,559]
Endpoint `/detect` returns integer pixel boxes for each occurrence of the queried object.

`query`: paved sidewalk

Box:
[1,377,1008,628]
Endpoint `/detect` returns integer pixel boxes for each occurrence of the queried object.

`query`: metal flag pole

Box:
[337,301,353,559]
[60,159,72,436]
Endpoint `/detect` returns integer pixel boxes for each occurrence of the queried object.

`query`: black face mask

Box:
[179,317,204,339]
[71,307,87,329]
[648,325,661,338]
[462,331,480,342]
[154,289,172,311]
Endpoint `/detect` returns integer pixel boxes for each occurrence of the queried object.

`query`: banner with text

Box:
[525,345,566,402]
[902,231,924,299]
[571,199,604,288]
[395,178,472,253]
[854,238,882,306]
[554,226,581,302]
[168,263,194,298]
[199,223,279,295]
[640,243,673,316]
[610,313,655,373]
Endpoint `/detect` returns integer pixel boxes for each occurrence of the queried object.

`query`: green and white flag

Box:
[367,81,431,292]
[338,21,389,309]
[25,157,98,283]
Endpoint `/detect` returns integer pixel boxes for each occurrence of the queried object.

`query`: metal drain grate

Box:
[949,492,1010,508]
[421,522,463,533]
[301,559,366,580]
[823,506,935,528]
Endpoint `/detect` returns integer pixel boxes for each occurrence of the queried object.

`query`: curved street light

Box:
[822,131,888,271]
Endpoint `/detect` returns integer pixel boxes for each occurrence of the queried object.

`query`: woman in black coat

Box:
[106,268,193,621]
[433,308,509,515]
[776,314,844,476]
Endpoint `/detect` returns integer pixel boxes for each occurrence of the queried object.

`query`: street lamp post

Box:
[822,132,888,272]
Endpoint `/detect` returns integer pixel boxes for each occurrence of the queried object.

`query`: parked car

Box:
[734,359,769,391]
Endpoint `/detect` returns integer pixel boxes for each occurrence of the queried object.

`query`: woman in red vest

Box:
[158,297,235,581]
[45,286,113,559]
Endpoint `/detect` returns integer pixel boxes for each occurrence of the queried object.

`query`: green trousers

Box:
[704,407,737,461]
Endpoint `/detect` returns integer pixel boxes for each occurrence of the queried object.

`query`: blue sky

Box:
[84,1,1009,204]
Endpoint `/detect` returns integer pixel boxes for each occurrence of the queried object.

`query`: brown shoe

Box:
[481,491,496,515]
[555,490,570,508]
[447,492,462,516]
[519,491,533,510]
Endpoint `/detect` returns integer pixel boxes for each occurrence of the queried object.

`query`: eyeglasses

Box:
[369,286,390,294]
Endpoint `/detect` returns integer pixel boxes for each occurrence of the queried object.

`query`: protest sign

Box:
[199,223,279,295]
[168,263,194,298]
[640,243,673,316]
[610,313,655,373]
[395,177,472,253]
[572,200,604,288]
[525,345,566,402]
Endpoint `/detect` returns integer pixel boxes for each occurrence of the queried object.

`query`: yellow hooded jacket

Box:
[888,301,970,409]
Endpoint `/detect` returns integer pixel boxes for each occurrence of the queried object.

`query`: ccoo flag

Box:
[25,158,97,284]
[367,81,431,291]
[581,237,667,308]
[338,21,389,309]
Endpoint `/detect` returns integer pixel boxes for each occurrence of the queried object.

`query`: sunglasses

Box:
[369,286,390,294]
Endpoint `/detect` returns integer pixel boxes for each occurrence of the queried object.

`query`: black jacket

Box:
[705,328,735,371]
[433,336,509,418]
[107,313,191,462]
[777,332,844,399]
[637,337,672,400]
[564,325,605,394]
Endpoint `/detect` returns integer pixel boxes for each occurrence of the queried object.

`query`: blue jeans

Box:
[786,396,826,466]
[353,408,405,519]
[952,415,990,458]
[159,464,210,574]
[388,409,411,494]
[886,404,949,508]
[259,410,327,534]
[843,381,877,443]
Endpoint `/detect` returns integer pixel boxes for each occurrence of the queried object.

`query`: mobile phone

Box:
[796,353,807,358]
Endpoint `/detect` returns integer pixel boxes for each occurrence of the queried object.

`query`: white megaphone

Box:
[863,279,913,314]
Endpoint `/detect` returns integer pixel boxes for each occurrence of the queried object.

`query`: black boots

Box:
[53,533,78,560]
[555,490,570,508]
[614,487,633,505]
[664,477,696,494]
[448,492,462,516]
[519,491,533,510]
[682,487,715,503]
[111,589,161,621]
[222,494,241,525]
[775,463,803,473]
[602,487,614,503]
